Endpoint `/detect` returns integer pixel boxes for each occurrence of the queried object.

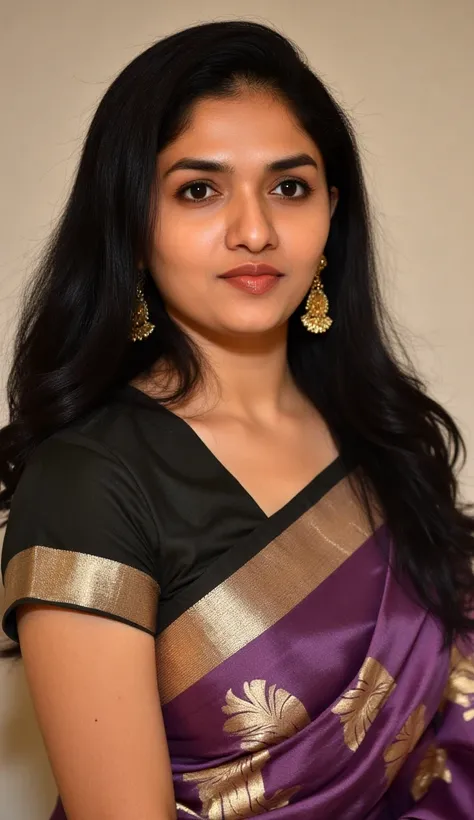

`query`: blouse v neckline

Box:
[116,383,348,523]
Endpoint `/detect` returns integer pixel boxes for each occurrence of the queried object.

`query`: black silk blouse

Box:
[1,384,347,643]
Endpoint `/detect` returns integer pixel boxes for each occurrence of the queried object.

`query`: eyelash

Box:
[174,177,315,203]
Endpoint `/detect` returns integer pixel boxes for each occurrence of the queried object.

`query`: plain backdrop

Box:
[1,2,473,817]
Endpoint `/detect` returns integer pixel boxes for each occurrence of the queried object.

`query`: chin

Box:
[175,306,289,340]
[216,314,288,337]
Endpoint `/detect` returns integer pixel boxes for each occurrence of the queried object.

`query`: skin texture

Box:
[18,86,340,819]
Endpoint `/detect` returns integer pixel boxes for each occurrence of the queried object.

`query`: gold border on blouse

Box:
[157,472,382,705]
[2,545,160,639]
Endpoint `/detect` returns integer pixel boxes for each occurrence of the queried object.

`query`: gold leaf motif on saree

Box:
[443,645,474,722]
[183,752,300,819]
[411,744,452,801]
[222,679,311,751]
[332,657,396,751]
[181,680,308,818]
[384,704,426,785]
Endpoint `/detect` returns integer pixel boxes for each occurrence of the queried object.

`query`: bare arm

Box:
[18,603,177,820]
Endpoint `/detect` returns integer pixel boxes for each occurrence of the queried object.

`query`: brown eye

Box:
[273,179,313,198]
[177,182,215,201]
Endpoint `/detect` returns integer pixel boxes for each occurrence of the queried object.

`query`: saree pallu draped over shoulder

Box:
[151,465,473,819]
[39,458,474,820]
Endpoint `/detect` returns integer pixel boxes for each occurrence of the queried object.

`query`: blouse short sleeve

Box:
[1,432,160,644]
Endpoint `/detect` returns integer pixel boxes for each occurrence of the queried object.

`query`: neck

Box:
[152,316,301,422]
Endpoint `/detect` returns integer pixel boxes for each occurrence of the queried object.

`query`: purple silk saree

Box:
[49,466,474,819]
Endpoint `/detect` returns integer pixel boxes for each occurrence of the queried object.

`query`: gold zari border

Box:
[3,545,159,640]
[157,473,382,704]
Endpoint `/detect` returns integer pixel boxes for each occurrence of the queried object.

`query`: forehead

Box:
[158,90,321,170]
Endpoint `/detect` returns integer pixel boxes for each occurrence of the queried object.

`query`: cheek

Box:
[151,209,219,270]
[277,195,332,246]
[149,229,212,307]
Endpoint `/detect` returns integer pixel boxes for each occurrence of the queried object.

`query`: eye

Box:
[272,179,314,199]
[176,181,216,202]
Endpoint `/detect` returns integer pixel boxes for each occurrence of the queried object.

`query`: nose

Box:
[225,190,278,253]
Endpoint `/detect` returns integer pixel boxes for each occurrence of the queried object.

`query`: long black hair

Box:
[1,19,473,655]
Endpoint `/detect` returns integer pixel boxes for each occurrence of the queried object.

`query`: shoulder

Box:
[45,384,180,478]
[1,390,166,589]
[1,392,165,644]
[21,384,168,493]
[13,411,150,522]
[51,385,159,462]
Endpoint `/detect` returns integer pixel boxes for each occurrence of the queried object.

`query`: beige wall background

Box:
[1,1,473,817]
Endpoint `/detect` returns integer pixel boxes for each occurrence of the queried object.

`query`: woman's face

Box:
[148,88,338,340]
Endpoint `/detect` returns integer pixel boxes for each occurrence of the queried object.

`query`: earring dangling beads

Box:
[129,279,155,342]
[300,255,332,334]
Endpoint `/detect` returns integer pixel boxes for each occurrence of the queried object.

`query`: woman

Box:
[1,18,473,820]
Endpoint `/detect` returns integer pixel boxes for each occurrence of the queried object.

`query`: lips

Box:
[218,263,284,278]
[222,274,280,295]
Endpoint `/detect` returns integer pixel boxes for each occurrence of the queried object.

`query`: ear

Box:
[329,186,339,219]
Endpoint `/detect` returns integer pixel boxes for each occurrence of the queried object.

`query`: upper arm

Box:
[1,434,175,820]
[17,603,176,820]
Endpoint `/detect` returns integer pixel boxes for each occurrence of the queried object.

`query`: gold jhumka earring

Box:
[300,254,332,334]
[129,274,155,342]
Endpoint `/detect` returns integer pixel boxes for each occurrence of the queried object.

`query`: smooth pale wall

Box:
[1,1,473,817]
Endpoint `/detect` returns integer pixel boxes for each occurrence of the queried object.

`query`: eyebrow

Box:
[162,152,318,179]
